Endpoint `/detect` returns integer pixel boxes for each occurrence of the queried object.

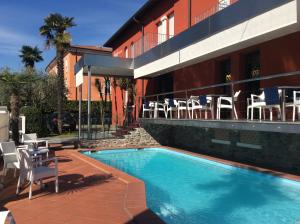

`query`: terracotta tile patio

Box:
[0,149,163,224]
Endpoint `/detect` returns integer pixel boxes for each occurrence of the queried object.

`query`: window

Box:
[157,16,167,44]
[168,13,174,38]
[125,47,128,58]
[130,42,135,58]
[218,0,230,10]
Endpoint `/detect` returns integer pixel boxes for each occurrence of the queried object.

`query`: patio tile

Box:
[1,149,163,224]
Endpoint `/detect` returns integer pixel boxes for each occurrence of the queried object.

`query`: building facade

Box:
[103,0,300,125]
[46,45,113,102]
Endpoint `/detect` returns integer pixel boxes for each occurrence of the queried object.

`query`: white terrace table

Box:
[23,139,49,157]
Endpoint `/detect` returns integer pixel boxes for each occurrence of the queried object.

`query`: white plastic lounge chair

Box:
[17,148,59,199]
[0,211,16,224]
[0,142,28,179]
[217,90,241,120]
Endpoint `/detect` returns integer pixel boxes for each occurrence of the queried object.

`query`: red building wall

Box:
[109,0,300,124]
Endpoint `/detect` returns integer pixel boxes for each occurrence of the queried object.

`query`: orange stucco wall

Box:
[47,52,111,102]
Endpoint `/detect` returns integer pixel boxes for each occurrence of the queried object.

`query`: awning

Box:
[74,53,134,77]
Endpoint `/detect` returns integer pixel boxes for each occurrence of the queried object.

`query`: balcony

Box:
[133,0,299,78]
[132,0,239,59]
[138,71,300,134]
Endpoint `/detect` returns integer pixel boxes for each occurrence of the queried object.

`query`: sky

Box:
[0,0,147,71]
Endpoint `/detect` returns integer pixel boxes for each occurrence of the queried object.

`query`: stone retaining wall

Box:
[81,127,160,149]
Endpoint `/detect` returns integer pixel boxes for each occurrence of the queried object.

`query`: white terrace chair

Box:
[17,148,58,199]
[0,211,16,224]
[0,142,28,179]
[176,99,188,119]
[164,98,178,119]
[286,91,300,121]
[247,92,266,120]
[260,87,281,121]
[198,95,214,119]
[142,101,154,118]
[217,90,241,120]
[188,96,202,119]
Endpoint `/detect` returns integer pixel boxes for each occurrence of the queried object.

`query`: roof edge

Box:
[104,0,158,47]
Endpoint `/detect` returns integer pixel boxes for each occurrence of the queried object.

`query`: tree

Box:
[0,69,37,144]
[19,45,43,69]
[39,13,75,134]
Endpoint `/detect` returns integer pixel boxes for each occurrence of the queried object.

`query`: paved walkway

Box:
[0,150,162,224]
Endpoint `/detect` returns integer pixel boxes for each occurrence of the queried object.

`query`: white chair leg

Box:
[247,107,249,120]
[270,109,273,121]
[55,175,59,193]
[234,106,238,120]
[142,110,145,118]
[29,181,32,199]
[16,176,21,194]
[251,107,254,120]
[293,106,296,122]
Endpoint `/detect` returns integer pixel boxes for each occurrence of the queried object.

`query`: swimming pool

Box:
[82,148,300,224]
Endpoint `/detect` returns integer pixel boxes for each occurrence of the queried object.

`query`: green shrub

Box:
[20,106,49,137]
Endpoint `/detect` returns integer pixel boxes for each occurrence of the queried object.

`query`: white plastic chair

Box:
[142,101,154,118]
[217,90,241,120]
[260,87,281,121]
[187,96,202,119]
[286,91,300,121]
[247,92,266,120]
[0,142,27,179]
[164,98,178,119]
[176,99,188,119]
[0,211,16,224]
[17,148,59,199]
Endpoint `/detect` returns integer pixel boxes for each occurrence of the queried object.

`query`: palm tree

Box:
[19,45,43,69]
[0,69,37,144]
[39,13,75,134]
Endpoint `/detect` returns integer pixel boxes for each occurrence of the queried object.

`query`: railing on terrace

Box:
[194,0,239,25]
[132,0,239,58]
[138,71,300,123]
[133,33,174,58]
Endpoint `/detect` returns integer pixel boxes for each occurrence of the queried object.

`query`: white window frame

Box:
[168,13,175,39]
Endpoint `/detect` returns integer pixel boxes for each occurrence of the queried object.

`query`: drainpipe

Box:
[188,0,192,28]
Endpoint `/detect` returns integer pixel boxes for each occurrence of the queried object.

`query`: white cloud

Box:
[0,26,42,55]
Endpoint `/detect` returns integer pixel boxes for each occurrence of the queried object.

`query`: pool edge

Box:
[79,145,300,184]
[72,150,165,224]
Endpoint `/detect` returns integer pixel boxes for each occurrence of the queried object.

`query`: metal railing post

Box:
[87,65,91,139]
[231,82,235,120]
[185,90,189,119]
[137,96,141,120]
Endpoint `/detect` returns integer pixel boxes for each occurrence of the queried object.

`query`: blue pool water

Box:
[82,148,300,224]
